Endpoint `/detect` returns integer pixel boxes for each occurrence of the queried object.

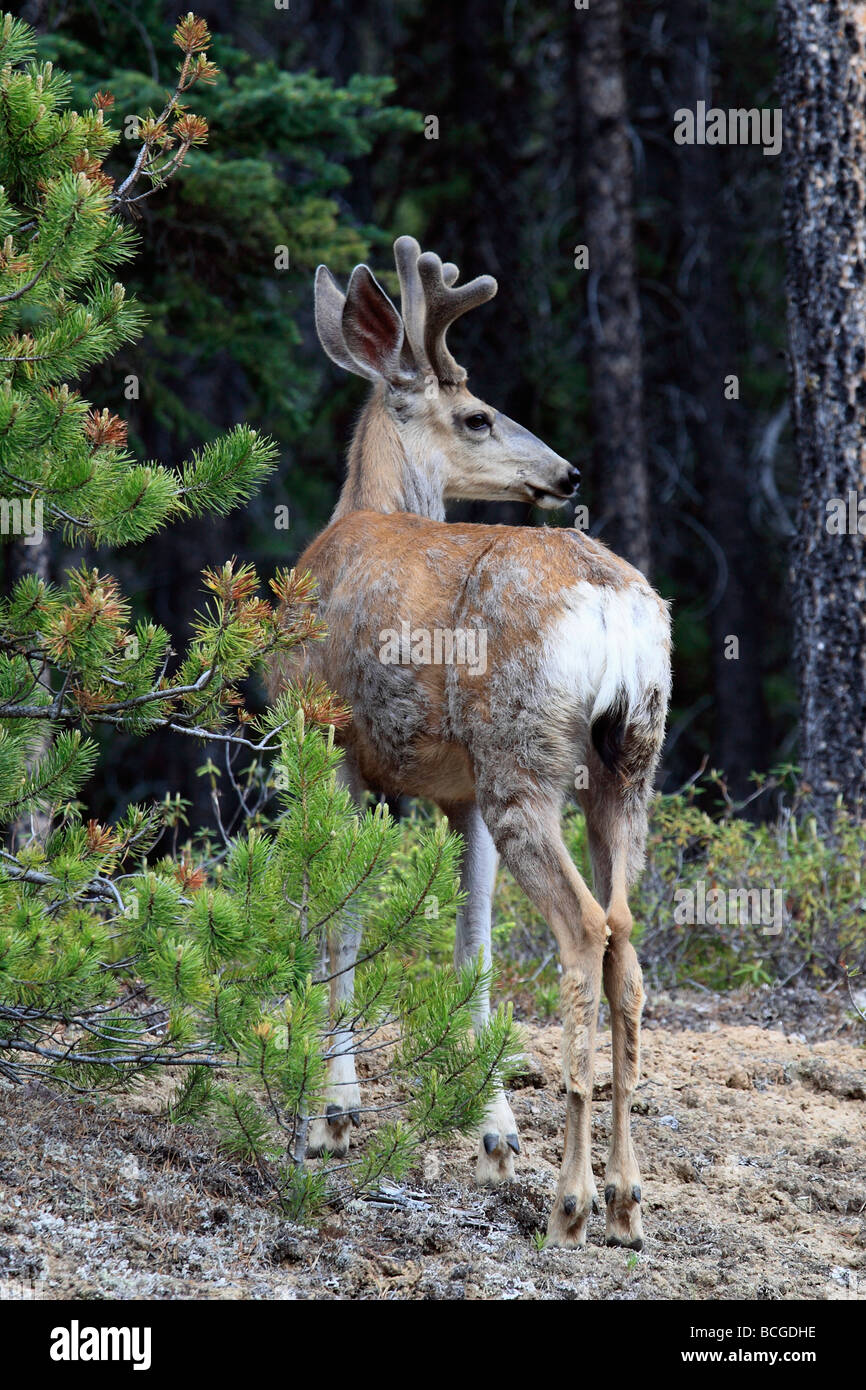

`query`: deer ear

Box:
[341,265,407,383]
[314,266,379,381]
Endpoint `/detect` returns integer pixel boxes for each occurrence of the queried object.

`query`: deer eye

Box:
[464,412,491,432]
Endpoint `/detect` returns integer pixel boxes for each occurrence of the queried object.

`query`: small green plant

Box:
[732,959,774,988]
[535,981,560,1020]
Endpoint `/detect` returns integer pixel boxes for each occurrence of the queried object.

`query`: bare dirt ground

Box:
[1,984,864,1301]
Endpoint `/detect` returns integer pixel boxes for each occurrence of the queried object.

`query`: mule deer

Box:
[272,238,671,1248]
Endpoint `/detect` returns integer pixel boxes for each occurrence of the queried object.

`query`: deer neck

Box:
[331,386,446,522]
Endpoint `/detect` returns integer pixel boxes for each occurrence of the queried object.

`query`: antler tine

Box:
[393,235,427,372]
[417,250,497,385]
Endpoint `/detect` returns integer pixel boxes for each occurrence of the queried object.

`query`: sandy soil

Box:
[1,986,864,1301]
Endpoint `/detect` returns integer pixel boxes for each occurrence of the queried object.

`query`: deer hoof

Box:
[475,1094,520,1185]
[307,1098,361,1159]
[546,1187,597,1248]
[603,1176,645,1250]
[606,1235,644,1252]
[475,1131,517,1185]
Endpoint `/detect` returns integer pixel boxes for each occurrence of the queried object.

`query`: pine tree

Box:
[39,0,421,476]
[0,11,516,1215]
[0,12,274,548]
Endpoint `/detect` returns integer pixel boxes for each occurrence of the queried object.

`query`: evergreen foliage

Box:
[0,13,516,1215]
[0,12,276,547]
[38,0,420,458]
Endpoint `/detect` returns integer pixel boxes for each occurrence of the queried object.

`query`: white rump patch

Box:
[542,583,671,725]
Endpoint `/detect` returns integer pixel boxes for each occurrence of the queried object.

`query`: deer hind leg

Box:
[441,801,519,1185]
[585,803,647,1251]
[307,758,364,1159]
[481,792,608,1247]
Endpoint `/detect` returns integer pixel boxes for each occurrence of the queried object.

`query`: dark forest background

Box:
[11,0,791,827]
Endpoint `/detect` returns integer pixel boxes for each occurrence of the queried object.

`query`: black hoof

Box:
[325,1103,343,1128]
[606,1235,643,1252]
[483,1132,499,1156]
[349,1109,361,1128]
[604,1184,616,1207]
[632,1184,642,1204]
[506,1133,520,1155]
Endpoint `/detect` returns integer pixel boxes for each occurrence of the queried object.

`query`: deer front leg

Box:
[307,920,363,1158]
[308,759,364,1159]
[601,899,645,1250]
[443,801,519,1184]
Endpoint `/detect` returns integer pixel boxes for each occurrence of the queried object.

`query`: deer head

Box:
[315,236,578,515]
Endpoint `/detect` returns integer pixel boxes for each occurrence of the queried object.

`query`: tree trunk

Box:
[576,0,651,575]
[778,1,866,821]
[670,0,771,799]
